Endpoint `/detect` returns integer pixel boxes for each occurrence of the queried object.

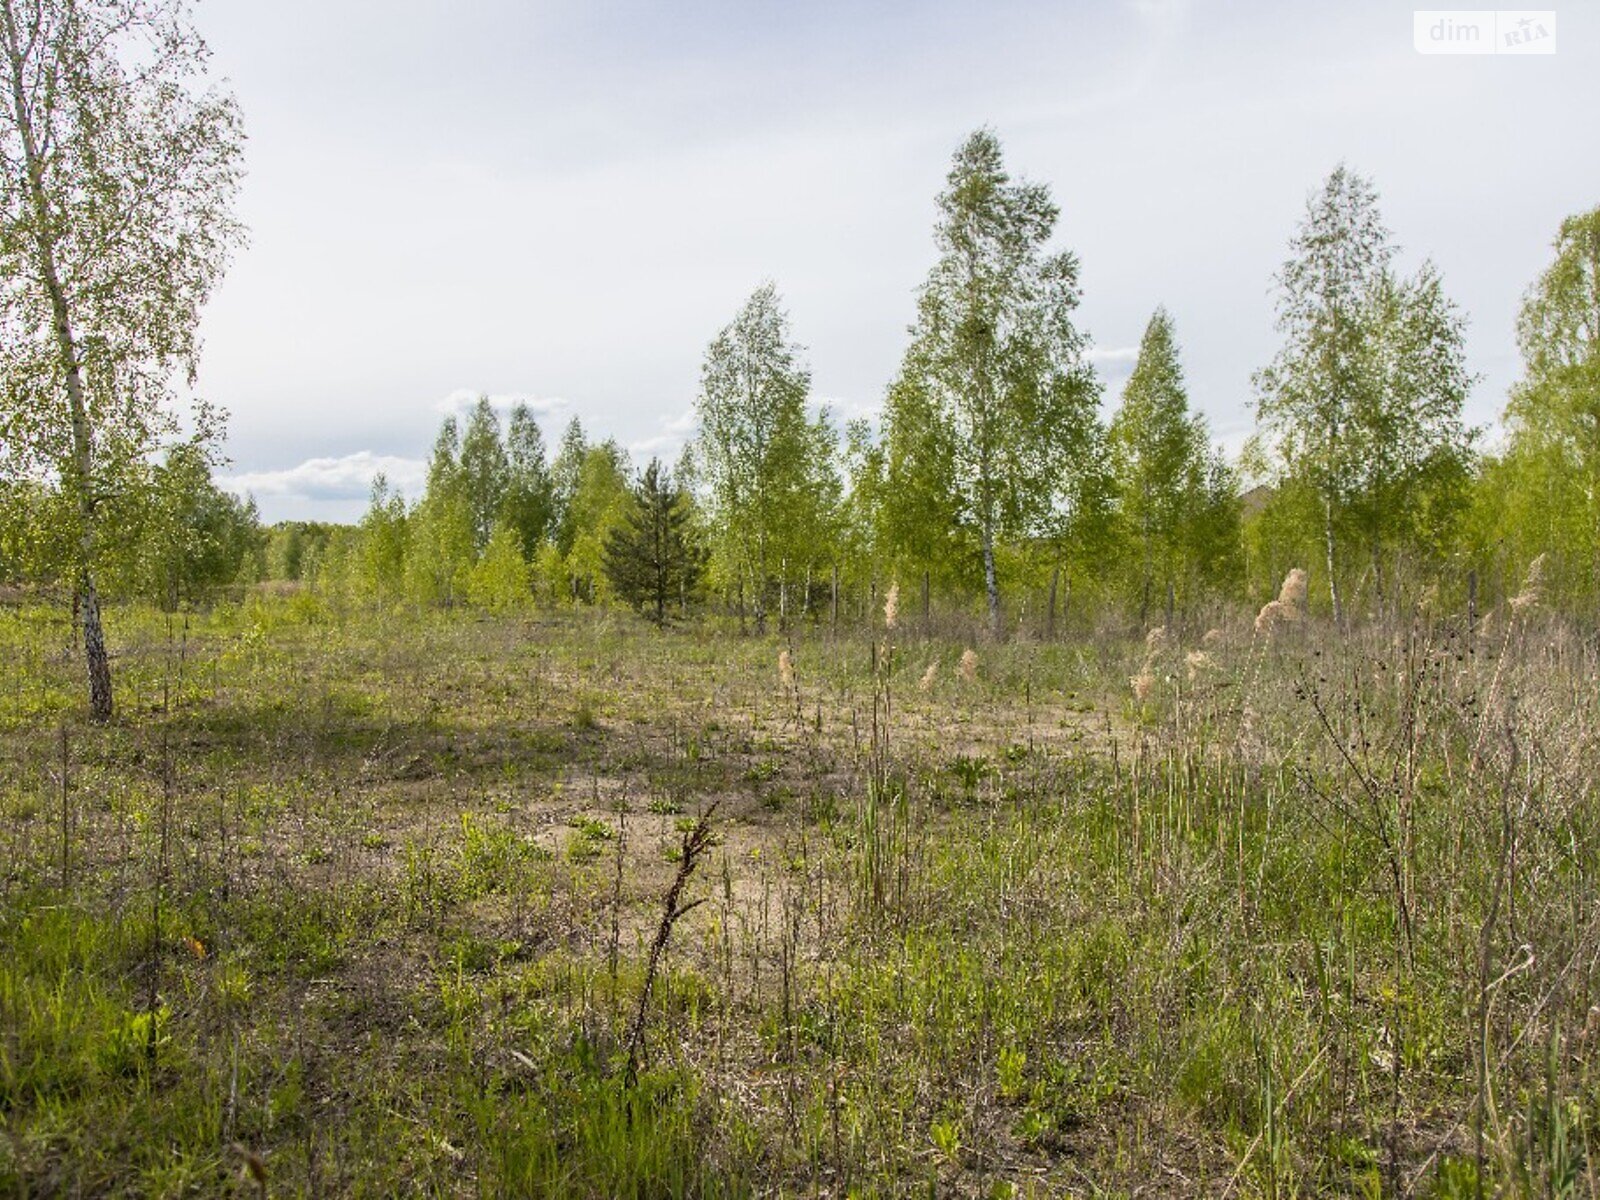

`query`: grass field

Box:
[2,587,1597,1197]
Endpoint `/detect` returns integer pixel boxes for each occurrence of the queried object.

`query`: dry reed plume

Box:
[1131,624,1171,700]
[1254,567,1308,634]
[1510,552,1545,613]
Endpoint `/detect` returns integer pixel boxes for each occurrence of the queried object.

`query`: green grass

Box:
[0,594,1597,1195]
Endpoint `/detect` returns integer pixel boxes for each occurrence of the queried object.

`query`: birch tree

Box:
[693,283,823,632]
[562,439,632,603]
[1109,307,1239,621]
[0,0,244,719]
[458,396,510,551]
[890,129,1100,636]
[550,417,587,556]
[405,417,474,606]
[1492,206,1600,604]
[501,401,553,559]
[876,371,972,593]
[1251,166,1472,622]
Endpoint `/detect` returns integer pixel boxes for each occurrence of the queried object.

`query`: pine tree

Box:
[604,459,703,625]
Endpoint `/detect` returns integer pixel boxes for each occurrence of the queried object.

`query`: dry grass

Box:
[0,592,1596,1196]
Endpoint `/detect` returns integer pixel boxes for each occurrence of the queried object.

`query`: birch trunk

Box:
[3,1,113,720]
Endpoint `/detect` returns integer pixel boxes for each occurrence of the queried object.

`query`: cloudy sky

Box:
[195,0,1598,522]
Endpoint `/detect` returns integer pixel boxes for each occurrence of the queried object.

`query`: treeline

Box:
[7,130,1599,635]
[0,442,263,610]
[278,133,1598,632]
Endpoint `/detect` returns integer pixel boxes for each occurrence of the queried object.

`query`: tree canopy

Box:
[0,0,246,717]
[885,128,1104,634]
[1250,165,1474,622]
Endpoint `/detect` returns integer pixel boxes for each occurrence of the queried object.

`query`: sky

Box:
[195,0,1600,523]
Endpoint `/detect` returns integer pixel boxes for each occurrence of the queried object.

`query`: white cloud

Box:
[432,390,572,421]
[221,450,428,510]
[1086,345,1139,366]
[814,394,883,426]
[663,407,699,435]
[627,435,685,459]
[627,406,698,463]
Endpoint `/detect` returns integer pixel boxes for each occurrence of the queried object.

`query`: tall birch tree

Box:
[1109,307,1239,620]
[693,283,821,632]
[1251,166,1472,622]
[889,128,1100,636]
[1492,206,1600,604]
[0,0,244,719]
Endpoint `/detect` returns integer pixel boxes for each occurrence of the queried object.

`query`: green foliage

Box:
[887,128,1106,633]
[390,405,559,611]
[693,283,841,629]
[458,396,511,551]
[405,418,476,606]
[604,458,705,624]
[0,442,263,608]
[358,474,408,601]
[1250,166,1475,619]
[1109,308,1240,613]
[263,521,335,582]
[562,440,634,604]
[871,376,977,593]
[465,520,532,612]
[501,402,555,559]
[550,416,589,557]
[1477,206,1600,609]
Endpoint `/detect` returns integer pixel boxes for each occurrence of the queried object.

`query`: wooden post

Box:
[1466,568,1477,644]
[831,563,840,632]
